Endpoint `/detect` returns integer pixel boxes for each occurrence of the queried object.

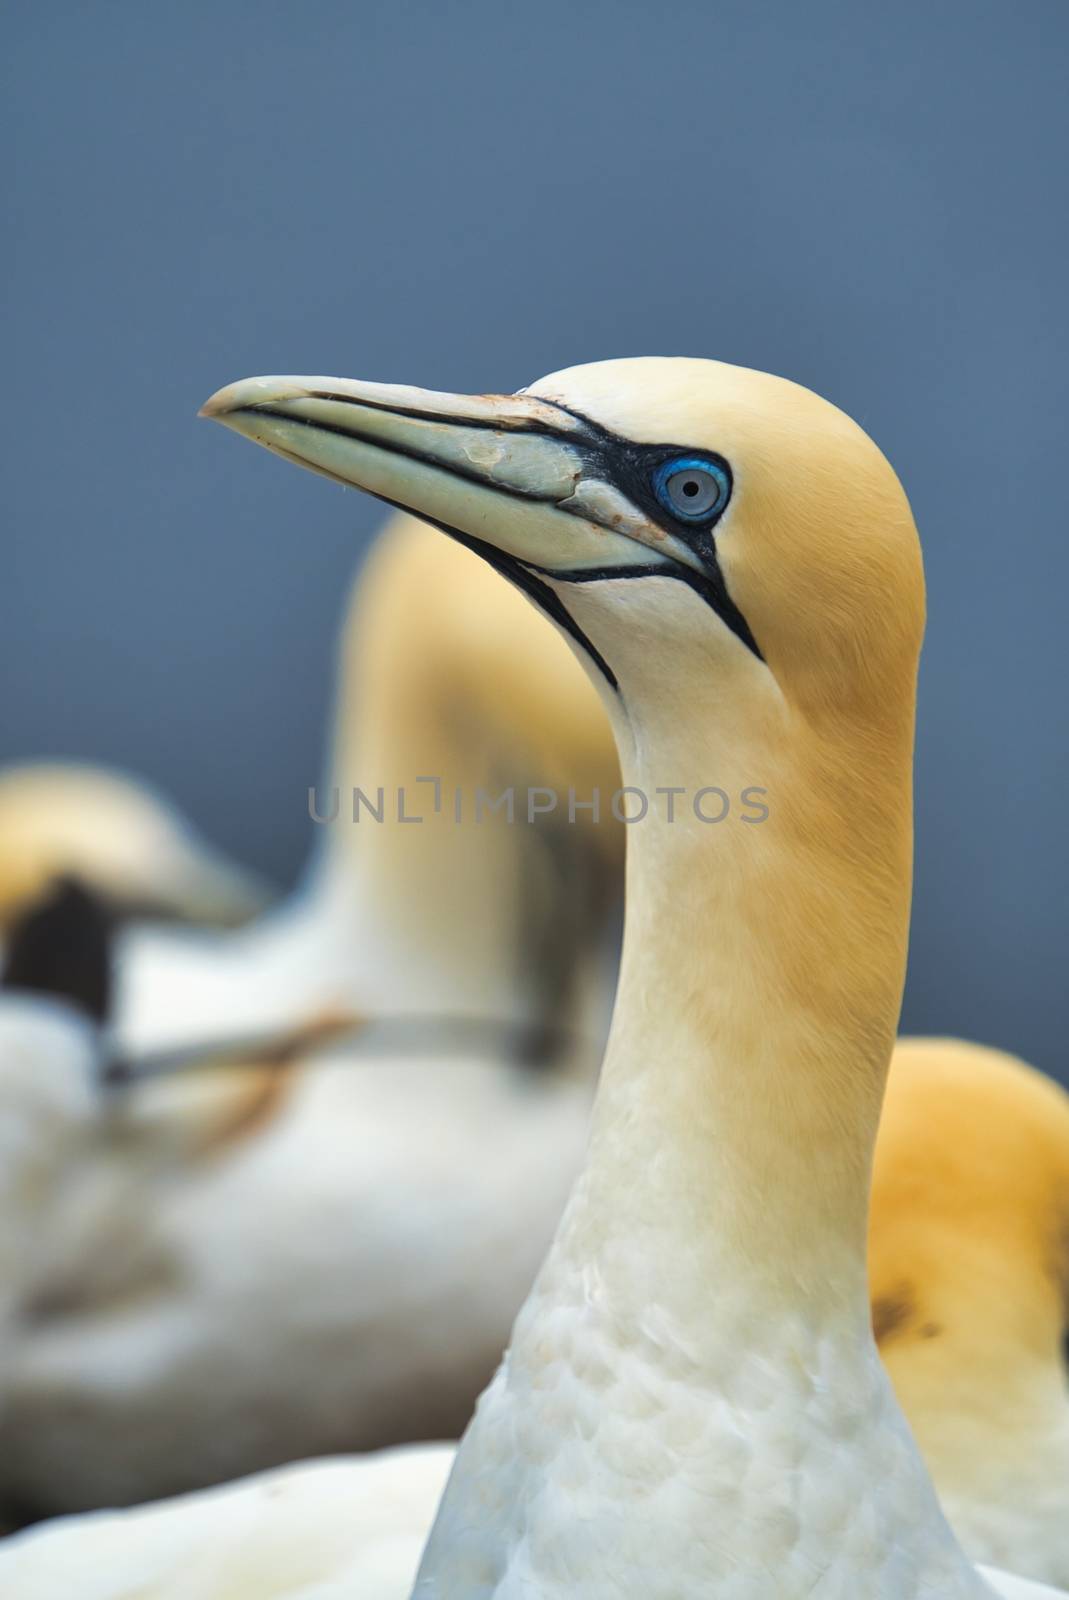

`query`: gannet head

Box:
[201,357,924,727]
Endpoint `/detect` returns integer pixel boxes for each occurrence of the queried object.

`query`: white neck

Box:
[414,591,990,1597]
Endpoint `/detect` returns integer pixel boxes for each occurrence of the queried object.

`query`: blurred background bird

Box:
[0,513,620,1519]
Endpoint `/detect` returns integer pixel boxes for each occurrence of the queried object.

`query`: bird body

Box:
[0,1033,590,1515]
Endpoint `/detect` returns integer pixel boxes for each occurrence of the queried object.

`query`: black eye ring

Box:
[651,456,729,523]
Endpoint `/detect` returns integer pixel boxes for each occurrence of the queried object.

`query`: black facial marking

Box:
[1,876,113,1024]
[536,401,763,663]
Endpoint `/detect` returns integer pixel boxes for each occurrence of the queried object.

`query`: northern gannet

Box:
[3,356,1057,1597]
[872,1038,1069,1587]
[201,357,1064,1599]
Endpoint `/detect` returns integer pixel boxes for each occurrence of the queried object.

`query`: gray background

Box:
[3,1,1067,1079]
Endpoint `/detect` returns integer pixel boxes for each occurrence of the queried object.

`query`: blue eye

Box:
[652,456,729,522]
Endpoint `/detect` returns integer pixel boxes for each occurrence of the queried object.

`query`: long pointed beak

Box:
[199,374,689,578]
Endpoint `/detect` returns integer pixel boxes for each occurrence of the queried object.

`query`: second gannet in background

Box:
[0,761,267,937]
[0,516,619,1518]
[3,355,1058,1598]
[872,1038,1069,1587]
[0,511,619,1516]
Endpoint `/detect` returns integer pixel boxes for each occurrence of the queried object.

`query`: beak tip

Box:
[198,385,239,422]
[199,376,317,424]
